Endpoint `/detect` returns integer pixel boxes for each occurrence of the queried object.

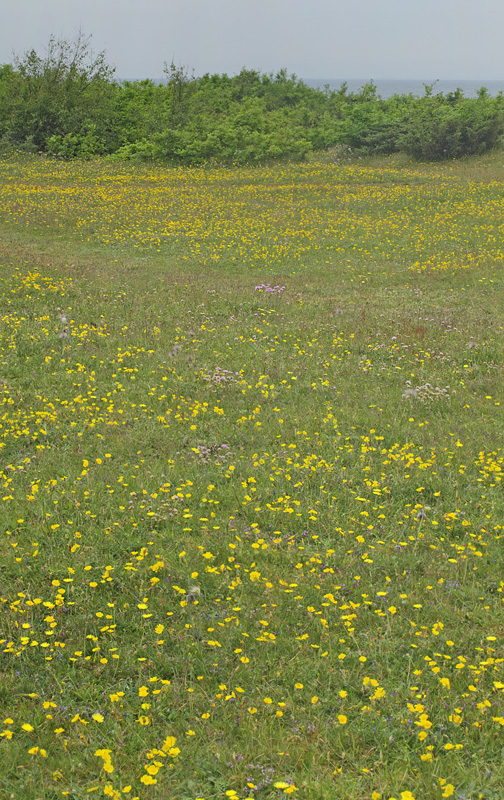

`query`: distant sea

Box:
[303,78,504,98]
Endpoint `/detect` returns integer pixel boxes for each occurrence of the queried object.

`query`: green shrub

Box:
[46,125,105,159]
[148,98,312,165]
[108,138,157,161]
[0,34,117,152]
[400,95,504,160]
[2,35,504,164]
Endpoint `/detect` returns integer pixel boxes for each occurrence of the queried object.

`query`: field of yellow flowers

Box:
[0,152,503,800]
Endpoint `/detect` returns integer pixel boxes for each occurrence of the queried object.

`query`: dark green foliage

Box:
[113,79,169,146]
[148,98,313,164]
[333,85,419,155]
[46,126,104,159]
[1,35,503,164]
[0,33,117,154]
[399,92,504,161]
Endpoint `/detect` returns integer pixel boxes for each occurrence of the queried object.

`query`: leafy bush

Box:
[108,138,157,161]
[46,126,105,159]
[0,33,117,152]
[113,80,168,147]
[400,94,504,160]
[333,84,418,155]
[145,98,312,165]
[1,35,504,164]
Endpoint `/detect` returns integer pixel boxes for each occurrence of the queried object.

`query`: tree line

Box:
[1,34,503,164]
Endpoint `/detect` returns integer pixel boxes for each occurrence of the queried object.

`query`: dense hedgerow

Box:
[0,35,503,164]
[399,90,504,160]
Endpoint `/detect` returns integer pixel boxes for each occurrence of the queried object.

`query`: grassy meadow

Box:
[0,151,504,800]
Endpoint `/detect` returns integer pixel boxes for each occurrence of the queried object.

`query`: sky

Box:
[1,0,503,81]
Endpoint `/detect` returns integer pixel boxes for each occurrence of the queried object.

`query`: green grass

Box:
[0,152,503,800]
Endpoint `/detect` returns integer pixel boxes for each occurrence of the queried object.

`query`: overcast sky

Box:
[1,0,503,81]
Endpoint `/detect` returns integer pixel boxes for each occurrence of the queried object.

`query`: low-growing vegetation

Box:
[0,150,503,800]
